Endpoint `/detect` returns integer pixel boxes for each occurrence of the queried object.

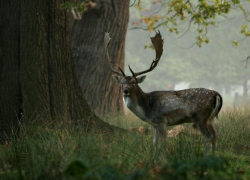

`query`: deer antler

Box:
[104,32,125,76]
[129,30,164,77]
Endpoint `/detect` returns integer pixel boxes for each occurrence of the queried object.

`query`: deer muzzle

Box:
[123,87,131,96]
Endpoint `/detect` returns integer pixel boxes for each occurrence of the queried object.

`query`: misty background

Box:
[125,3,250,107]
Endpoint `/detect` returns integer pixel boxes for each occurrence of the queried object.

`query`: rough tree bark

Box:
[0,0,120,141]
[71,0,129,116]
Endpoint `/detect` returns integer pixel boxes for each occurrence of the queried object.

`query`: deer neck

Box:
[124,86,148,120]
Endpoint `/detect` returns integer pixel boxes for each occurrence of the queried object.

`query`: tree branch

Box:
[242,55,250,68]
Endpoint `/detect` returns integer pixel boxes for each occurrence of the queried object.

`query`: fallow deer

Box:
[104,31,223,160]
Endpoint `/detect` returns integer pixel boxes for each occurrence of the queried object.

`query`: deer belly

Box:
[163,108,192,126]
[165,116,192,126]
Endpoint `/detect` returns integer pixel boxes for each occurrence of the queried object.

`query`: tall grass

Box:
[0,106,250,179]
[216,106,250,157]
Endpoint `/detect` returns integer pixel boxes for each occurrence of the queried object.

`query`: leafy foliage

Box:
[130,0,250,47]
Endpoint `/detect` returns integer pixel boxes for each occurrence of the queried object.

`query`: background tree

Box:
[0,0,117,141]
[70,0,130,116]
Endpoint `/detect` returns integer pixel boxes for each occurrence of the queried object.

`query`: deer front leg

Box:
[153,124,168,162]
[158,124,168,162]
[152,126,160,159]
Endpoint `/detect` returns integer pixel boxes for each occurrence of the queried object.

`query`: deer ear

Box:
[136,75,146,83]
[112,74,124,84]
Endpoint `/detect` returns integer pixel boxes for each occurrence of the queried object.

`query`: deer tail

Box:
[207,94,223,122]
[214,94,223,119]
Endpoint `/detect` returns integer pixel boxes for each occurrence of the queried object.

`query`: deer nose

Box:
[123,90,129,94]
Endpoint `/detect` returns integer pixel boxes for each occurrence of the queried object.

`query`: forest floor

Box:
[0,106,250,179]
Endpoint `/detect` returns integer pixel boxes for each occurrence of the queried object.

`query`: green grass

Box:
[0,106,250,179]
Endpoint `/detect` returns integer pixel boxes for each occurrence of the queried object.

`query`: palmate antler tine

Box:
[104,32,125,76]
[130,30,164,77]
[151,30,164,61]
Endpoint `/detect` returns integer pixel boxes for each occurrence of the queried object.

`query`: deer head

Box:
[104,31,164,96]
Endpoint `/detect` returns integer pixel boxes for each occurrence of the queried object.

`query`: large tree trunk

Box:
[71,0,129,116]
[0,0,120,141]
[0,1,22,139]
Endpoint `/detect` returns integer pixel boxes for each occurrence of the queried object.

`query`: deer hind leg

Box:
[193,119,212,156]
[207,121,218,156]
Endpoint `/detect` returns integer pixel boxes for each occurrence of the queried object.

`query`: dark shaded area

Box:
[0,0,124,141]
